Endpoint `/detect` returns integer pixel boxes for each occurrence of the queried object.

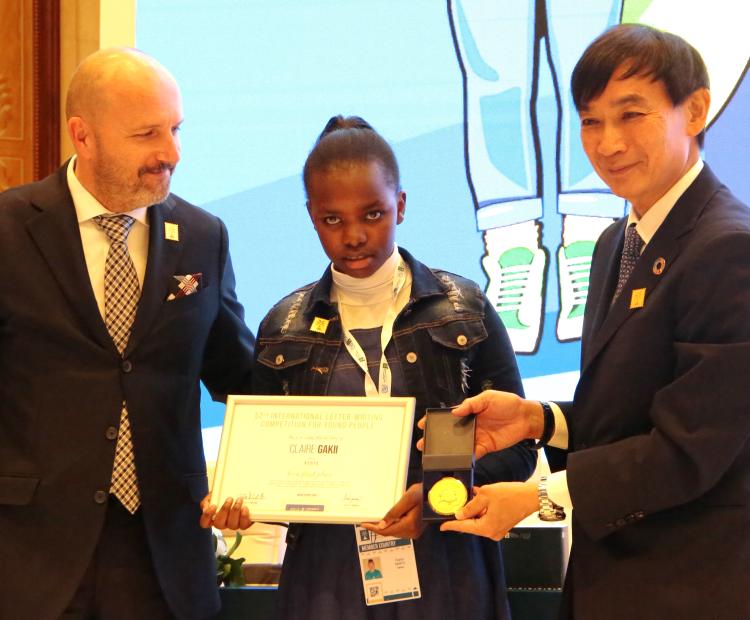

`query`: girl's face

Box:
[307,160,405,278]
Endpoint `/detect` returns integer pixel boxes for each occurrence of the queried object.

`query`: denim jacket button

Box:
[275,354,285,365]
[406,352,418,364]
[456,334,468,346]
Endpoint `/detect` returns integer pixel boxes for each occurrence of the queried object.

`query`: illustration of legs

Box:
[450,0,626,352]
[547,0,624,341]
[449,0,546,353]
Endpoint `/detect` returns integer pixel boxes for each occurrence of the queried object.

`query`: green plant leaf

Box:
[226,531,243,557]
[215,531,248,587]
[226,557,247,587]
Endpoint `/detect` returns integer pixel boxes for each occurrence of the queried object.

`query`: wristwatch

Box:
[537,475,566,522]
[528,401,555,450]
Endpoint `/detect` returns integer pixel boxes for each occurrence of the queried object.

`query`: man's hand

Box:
[439,482,538,541]
[417,391,543,457]
[199,494,253,531]
[362,484,426,539]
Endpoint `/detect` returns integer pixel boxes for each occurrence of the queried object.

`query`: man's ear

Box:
[685,87,710,138]
[67,116,94,157]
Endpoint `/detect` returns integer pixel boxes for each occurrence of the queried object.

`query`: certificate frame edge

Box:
[212,395,416,524]
[211,394,239,506]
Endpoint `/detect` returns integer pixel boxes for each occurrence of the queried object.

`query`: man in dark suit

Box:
[439,25,750,619]
[0,48,255,619]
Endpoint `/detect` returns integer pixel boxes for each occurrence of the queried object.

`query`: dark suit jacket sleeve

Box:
[540,400,573,473]
[200,218,255,399]
[568,229,750,541]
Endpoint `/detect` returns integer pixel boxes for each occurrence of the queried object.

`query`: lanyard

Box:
[336,255,407,398]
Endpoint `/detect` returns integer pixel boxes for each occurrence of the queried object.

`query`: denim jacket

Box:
[253,248,536,485]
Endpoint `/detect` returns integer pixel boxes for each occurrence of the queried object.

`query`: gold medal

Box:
[427,476,468,515]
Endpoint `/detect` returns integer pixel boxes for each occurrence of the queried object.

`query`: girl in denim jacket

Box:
[224,116,535,619]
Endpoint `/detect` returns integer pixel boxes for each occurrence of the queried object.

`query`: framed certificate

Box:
[212,395,416,524]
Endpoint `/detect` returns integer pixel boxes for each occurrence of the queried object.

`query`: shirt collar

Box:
[331,244,399,293]
[627,159,704,244]
[66,156,150,226]
[304,247,442,315]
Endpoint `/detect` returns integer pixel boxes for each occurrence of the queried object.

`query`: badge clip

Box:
[310,317,330,334]
[164,222,179,242]
[630,288,646,309]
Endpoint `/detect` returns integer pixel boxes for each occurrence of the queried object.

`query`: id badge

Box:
[354,525,421,606]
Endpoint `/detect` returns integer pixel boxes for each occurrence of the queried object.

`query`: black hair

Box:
[571,24,709,146]
[302,115,400,197]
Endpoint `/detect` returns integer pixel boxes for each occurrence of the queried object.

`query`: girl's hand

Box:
[362,484,425,539]
[199,494,253,531]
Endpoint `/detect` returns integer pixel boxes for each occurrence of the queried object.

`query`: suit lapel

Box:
[581,219,624,367]
[25,166,115,352]
[581,165,723,374]
[125,198,184,355]
[583,234,681,372]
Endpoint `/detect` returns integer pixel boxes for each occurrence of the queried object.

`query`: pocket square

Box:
[167,273,202,300]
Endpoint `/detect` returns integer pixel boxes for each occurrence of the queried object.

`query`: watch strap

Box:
[537,475,566,522]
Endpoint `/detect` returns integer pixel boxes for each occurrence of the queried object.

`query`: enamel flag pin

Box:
[310,317,330,334]
[630,288,646,309]
[164,222,179,242]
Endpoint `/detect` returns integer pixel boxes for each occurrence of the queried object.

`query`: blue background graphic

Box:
[135,1,750,429]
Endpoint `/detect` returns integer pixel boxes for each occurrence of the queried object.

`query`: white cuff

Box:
[547,401,569,450]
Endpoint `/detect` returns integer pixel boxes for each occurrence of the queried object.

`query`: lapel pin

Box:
[630,288,646,309]
[310,317,330,334]
[652,257,666,275]
[164,222,179,242]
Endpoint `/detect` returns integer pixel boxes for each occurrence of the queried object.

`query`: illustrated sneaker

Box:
[556,240,594,341]
[483,245,547,354]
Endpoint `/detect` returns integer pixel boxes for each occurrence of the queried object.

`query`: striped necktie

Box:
[612,223,644,304]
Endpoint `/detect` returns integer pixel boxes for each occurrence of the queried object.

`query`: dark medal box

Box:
[421,407,475,522]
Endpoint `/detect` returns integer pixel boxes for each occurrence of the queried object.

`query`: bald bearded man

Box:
[0,48,255,619]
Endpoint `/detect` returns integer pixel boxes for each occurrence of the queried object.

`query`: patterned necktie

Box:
[94,214,141,513]
[612,223,644,304]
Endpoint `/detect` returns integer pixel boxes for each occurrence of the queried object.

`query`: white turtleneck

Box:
[330,245,412,329]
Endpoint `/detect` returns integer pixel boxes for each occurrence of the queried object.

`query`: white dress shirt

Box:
[547,159,705,508]
[66,157,150,319]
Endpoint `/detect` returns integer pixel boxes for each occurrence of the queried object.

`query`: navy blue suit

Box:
[556,165,750,619]
[0,165,255,619]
